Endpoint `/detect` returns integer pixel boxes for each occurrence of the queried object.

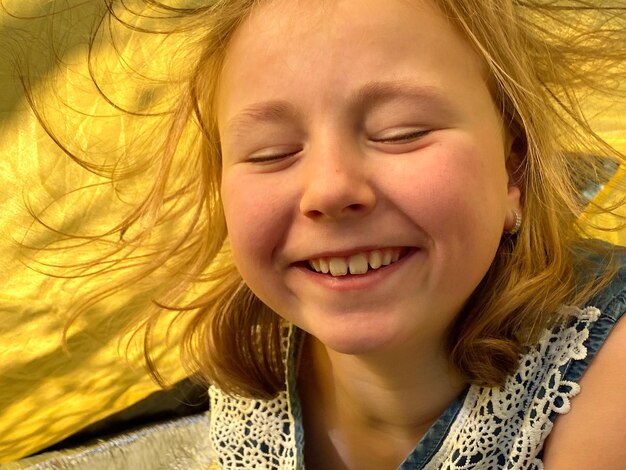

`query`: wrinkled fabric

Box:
[4,414,217,470]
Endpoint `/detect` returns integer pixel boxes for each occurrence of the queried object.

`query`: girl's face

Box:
[218,0,521,355]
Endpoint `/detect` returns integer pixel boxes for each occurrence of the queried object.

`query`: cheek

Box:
[389,145,509,296]
[221,172,293,270]
[390,144,509,239]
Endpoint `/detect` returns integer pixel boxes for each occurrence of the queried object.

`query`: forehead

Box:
[217,0,488,129]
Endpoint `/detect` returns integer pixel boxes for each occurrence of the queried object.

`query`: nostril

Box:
[304,203,371,219]
[345,203,367,212]
[305,209,324,218]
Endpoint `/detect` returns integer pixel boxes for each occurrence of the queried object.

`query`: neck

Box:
[298,334,466,469]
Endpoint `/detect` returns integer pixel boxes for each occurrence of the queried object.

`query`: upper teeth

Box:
[308,249,402,276]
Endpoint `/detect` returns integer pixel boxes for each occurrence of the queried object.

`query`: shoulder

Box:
[542,247,626,469]
[542,312,626,469]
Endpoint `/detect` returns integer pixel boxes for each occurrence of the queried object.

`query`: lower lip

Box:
[295,248,420,292]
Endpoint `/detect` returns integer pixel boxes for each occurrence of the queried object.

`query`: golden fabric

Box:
[0,0,625,464]
[0,2,192,462]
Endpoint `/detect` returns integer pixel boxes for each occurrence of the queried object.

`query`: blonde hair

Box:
[21,0,626,398]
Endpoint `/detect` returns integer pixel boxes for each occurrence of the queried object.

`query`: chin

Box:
[307,320,405,357]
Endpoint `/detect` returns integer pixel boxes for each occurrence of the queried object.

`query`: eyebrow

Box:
[222,80,456,136]
[352,80,455,115]
[223,101,298,138]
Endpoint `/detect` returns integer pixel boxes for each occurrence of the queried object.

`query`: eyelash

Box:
[248,151,300,164]
[373,129,430,144]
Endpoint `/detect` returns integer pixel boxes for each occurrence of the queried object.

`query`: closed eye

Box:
[372,129,431,144]
[247,149,301,164]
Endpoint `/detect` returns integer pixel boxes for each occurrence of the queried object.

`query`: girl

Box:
[8,0,626,468]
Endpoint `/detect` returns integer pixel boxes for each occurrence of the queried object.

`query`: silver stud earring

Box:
[505,209,522,235]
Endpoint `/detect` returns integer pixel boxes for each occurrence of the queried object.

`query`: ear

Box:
[504,135,525,232]
[505,134,526,189]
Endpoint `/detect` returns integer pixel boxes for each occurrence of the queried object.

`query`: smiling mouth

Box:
[306,248,410,277]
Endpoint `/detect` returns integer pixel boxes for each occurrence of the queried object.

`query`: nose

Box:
[299,141,376,220]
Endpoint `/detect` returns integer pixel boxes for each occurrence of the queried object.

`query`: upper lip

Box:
[293,245,413,262]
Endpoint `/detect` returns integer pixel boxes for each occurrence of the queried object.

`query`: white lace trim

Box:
[209,306,600,469]
[424,306,600,470]
[208,325,301,470]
